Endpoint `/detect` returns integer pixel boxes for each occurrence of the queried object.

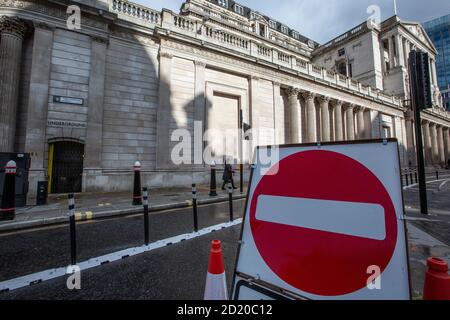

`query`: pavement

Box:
[0,184,248,232]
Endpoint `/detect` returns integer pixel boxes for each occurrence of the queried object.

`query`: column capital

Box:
[33,21,55,32]
[194,60,207,67]
[0,16,27,39]
[331,100,344,108]
[301,91,316,101]
[345,103,356,110]
[318,95,331,105]
[159,51,173,59]
[250,75,260,81]
[286,87,300,97]
[355,105,366,112]
[91,35,109,45]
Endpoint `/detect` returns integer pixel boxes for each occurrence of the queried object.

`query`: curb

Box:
[0,194,247,233]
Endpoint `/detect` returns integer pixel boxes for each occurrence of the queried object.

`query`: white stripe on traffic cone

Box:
[204,240,228,300]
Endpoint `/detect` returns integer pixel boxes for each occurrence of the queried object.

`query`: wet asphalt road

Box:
[1,171,449,300]
[0,200,245,299]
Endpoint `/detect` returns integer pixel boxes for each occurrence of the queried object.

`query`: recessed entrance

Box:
[48,141,84,194]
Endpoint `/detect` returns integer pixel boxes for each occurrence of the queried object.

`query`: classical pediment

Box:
[401,22,436,52]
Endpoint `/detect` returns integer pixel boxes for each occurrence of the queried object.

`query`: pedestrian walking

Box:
[221,161,236,190]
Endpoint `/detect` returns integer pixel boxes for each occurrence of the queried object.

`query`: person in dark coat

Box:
[222,161,236,190]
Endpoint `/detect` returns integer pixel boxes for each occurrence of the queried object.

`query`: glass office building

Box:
[424,14,450,110]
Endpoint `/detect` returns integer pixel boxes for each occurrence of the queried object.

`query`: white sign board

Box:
[232,140,411,300]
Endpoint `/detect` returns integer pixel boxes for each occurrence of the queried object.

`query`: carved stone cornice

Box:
[0,15,27,38]
[0,1,108,31]
[286,87,300,97]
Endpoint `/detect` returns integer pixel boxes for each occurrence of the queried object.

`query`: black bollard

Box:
[143,187,149,246]
[436,171,439,180]
[209,161,218,197]
[239,163,244,194]
[415,172,418,184]
[410,171,414,185]
[68,193,77,266]
[132,161,142,206]
[228,182,234,222]
[0,160,16,221]
[406,173,410,186]
[192,184,198,232]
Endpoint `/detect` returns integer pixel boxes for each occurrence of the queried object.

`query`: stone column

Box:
[363,109,374,139]
[430,123,439,165]
[273,82,284,145]
[156,51,173,169]
[302,91,317,143]
[437,125,445,167]
[444,127,450,163]
[83,36,108,191]
[345,104,355,140]
[396,35,405,67]
[388,37,395,68]
[319,96,331,142]
[250,76,260,149]
[333,100,344,141]
[422,121,432,166]
[356,106,365,139]
[286,87,301,143]
[24,22,54,204]
[0,16,27,152]
[193,61,206,166]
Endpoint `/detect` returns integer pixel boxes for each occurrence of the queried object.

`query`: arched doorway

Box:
[48,141,84,194]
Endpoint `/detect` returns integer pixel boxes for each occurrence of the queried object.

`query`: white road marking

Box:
[0,219,242,292]
[256,195,386,240]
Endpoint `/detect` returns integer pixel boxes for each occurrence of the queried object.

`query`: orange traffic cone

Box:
[204,240,228,300]
[423,257,450,300]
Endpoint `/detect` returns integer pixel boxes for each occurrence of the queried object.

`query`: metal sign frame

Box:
[231,138,412,300]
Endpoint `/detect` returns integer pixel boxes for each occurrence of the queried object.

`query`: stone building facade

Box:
[0,0,450,203]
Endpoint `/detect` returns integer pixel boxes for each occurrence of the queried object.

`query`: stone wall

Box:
[101,37,159,170]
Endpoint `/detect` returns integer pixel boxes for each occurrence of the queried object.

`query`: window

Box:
[281,25,288,34]
[348,63,353,78]
[337,61,347,76]
[259,24,266,37]
[217,0,228,8]
[338,48,346,57]
[234,4,243,15]
[250,11,256,20]
[382,126,392,139]
[292,31,299,39]
[269,20,277,29]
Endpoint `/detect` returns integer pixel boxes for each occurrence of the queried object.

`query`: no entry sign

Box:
[232,140,410,300]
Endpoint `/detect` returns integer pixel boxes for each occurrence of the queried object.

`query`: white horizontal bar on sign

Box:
[255,195,386,241]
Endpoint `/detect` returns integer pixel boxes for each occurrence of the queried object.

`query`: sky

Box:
[133,0,450,44]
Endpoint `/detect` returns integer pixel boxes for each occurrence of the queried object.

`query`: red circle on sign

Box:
[249,150,397,296]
